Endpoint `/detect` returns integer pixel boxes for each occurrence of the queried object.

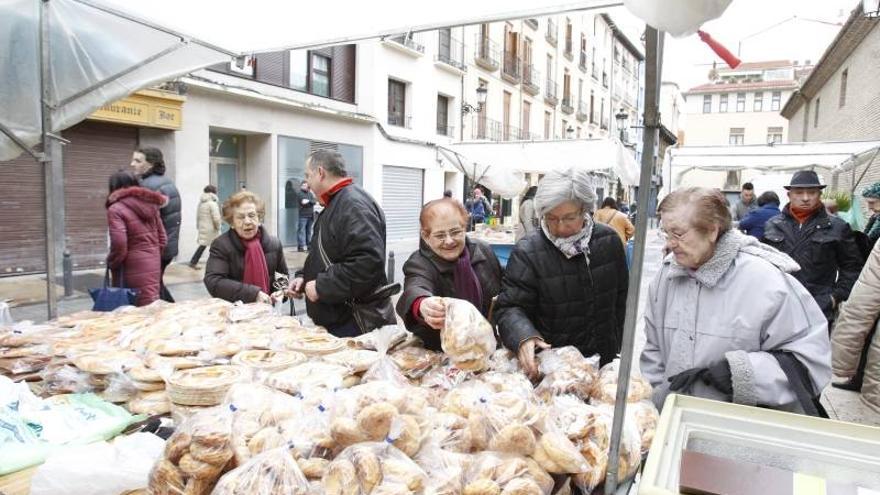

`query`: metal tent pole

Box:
[40,0,58,320]
[604,25,663,494]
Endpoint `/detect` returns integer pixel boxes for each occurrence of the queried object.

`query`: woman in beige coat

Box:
[189,185,221,268]
[832,239,880,413]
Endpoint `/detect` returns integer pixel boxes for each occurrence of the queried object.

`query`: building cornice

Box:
[601,13,645,61]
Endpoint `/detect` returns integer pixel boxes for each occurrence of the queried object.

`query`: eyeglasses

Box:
[430,228,465,241]
[658,228,690,243]
[544,212,584,226]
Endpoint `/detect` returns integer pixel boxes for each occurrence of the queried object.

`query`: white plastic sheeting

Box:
[623,0,732,37]
[0,0,234,161]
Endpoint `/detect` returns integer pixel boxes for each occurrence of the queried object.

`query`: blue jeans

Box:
[297,216,314,248]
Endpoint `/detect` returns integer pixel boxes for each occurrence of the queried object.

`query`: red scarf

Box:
[790,203,822,225]
[319,177,354,206]
[241,230,270,295]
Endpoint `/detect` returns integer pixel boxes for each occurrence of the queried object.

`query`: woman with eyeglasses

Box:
[397,197,503,350]
[494,168,629,380]
[641,187,831,412]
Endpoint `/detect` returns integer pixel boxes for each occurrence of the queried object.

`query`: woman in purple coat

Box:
[106,171,167,306]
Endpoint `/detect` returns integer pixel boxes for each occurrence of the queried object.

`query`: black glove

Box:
[701,359,733,395]
[667,368,705,393]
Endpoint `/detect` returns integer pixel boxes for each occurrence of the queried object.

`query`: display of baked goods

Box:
[265,361,356,395]
[282,331,348,356]
[231,349,307,374]
[440,298,497,372]
[167,365,246,406]
[590,359,654,404]
[322,348,381,373]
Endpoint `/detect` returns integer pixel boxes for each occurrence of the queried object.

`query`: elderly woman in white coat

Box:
[189,185,221,268]
[640,187,831,412]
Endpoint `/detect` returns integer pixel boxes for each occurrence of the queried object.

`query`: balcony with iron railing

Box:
[435,35,467,72]
[388,114,412,129]
[544,79,558,106]
[471,115,502,141]
[576,101,588,122]
[501,52,522,83]
[474,35,500,71]
[387,33,425,54]
[545,20,557,46]
[522,64,540,95]
[561,96,574,114]
[579,52,587,72]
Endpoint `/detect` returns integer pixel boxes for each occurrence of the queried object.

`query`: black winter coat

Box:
[495,223,628,365]
[762,206,864,319]
[140,173,181,261]
[204,227,289,303]
[297,184,388,329]
[396,238,503,350]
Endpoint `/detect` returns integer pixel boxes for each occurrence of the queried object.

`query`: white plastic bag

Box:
[440,298,496,372]
[0,300,13,326]
[624,0,732,37]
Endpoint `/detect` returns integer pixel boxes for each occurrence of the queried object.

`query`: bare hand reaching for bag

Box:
[518,337,551,381]
[419,296,447,330]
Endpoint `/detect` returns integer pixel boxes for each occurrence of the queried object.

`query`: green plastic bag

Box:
[839,193,864,231]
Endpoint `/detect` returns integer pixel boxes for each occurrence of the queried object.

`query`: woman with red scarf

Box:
[204,191,288,304]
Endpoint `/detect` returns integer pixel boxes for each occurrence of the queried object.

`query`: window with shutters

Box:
[736,93,745,112]
[544,111,551,139]
[753,92,763,112]
[388,79,407,127]
[703,94,711,113]
[729,127,744,145]
[310,54,331,97]
[767,127,783,144]
[771,91,781,111]
[719,94,728,113]
[436,94,450,136]
[522,101,531,137]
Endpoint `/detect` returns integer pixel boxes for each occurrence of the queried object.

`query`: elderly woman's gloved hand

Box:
[667,360,732,395]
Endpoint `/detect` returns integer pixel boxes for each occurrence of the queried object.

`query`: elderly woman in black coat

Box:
[495,168,629,379]
[397,198,503,350]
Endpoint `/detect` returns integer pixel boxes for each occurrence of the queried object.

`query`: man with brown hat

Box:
[762,170,864,325]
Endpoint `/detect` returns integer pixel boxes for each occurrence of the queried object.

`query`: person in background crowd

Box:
[739,191,780,239]
[204,191,288,304]
[642,187,830,412]
[495,168,628,379]
[106,171,167,307]
[831,238,880,409]
[296,180,316,252]
[732,182,758,221]
[594,197,636,244]
[190,185,221,268]
[443,189,453,198]
[862,182,880,249]
[465,187,492,230]
[762,171,864,325]
[397,199,503,350]
[515,185,539,242]
[290,150,393,337]
[131,147,180,302]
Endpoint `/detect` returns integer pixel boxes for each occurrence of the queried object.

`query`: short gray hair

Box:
[534,168,597,217]
[307,150,347,178]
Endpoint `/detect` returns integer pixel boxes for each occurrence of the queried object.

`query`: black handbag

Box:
[317,229,400,333]
[89,267,139,311]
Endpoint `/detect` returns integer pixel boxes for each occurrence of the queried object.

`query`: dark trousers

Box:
[298,216,314,248]
[189,245,207,266]
[159,258,174,303]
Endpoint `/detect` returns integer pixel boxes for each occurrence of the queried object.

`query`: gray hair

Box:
[534,168,598,217]
[307,150,347,178]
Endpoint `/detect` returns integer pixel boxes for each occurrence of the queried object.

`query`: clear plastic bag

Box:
[468,391,543,457]
[100,372,138,404]
[414,442,471,494]
[440,298,497,372]
[486,348,520,374]
[41,365,92,395]
[589,358,653,405]
[360,325,411,386]
[535,347,600,402]
[322,442,427,495]
[424,412,473,454]
[388,345,442,382]
[628,400,660,455]
[212,446,310,495]
[463,451,554,495]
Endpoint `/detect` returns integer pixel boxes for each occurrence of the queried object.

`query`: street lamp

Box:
[462,86,488,114]
[615,107,629,142]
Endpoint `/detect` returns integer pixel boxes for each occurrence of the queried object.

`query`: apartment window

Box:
[388,79,406,127]
[719,94,728,113]
[767,126,783,144]
[840,69,848,108]
[523,101,531,137]
[436,94,449,136]
[753,92,763,112]
[590,90,595,123]
[289,50,308,91]
[578,79,584,104]
[310,54,331,97]
[702,94,711,113]
[544,111,552,139]
[562,119,569,138]
[771,91,781,111]
[729,127,744,145]
[736,92,745,112]
[814,97,820,128]
[565,18,573,54]
[563,71,571,101]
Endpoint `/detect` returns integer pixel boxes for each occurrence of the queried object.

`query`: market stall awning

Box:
[0,0,235,161]
[444,138,641,193]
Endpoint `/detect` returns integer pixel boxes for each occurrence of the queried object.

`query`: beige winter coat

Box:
[196,192,221,246]
[832,239,880,413]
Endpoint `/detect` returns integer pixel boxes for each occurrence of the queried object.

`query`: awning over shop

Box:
[442,138,640,197]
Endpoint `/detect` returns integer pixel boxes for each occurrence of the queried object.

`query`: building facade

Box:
[782,6,880,196]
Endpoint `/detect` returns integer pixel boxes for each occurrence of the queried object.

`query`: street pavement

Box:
[2,229,876,426]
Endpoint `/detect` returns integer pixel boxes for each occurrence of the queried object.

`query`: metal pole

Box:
[604,25,663,495]
[40,0,58,320]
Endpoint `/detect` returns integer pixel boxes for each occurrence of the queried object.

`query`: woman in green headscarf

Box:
[862,182,880,248]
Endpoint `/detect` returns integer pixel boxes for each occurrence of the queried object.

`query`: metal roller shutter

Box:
[382,166,423,240]
[0,154,46,275]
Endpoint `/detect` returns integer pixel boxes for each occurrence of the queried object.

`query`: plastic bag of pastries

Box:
[486,348,520,374]
[467,391,543,457]
[589,359,653,405]
[627,400,659,455]
[322,442,428,495]
[212,446,310,495]
[388,346,442,381]
[534,347,600,402]
[41,364,92,395]
[462,452,554,495]
[528,412,591,476]
[476,371,535,400]
[414,442,472,494]
[440,298,497,372]
[546,396,609,492]
[360,325,411,386]
[424,412,473,453]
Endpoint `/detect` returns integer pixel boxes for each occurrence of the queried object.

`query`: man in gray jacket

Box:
[131,147,181,302]
[731,182,758,221]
